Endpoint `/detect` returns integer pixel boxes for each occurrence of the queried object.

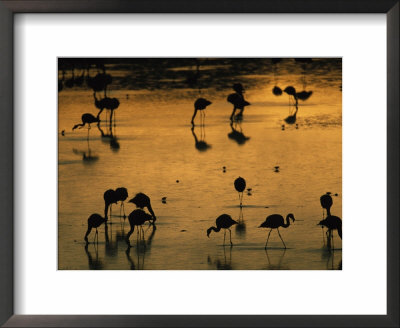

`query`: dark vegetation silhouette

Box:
[207,214,238,246]
[259,214,295,249]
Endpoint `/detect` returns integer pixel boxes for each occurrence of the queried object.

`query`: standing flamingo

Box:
[125,209,154,247]
[84,213,106,244]
[234,177,246,207]
[128,193,156,224]
[191,98,212,125]
[227,83,250,120]
[104,189,118,222]
[318,216,342,249]
[207,214,238,246]
[320,194,333,216]
[259,213,295,249]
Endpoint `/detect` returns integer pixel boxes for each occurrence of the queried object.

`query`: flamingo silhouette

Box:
[259,213,295,249]
[207,214,238,246]
[104,189,118,222]
[272,86,283,96]
[296,90,313,101]
[191,98,212,125]
[128,193,156,224]
[234,177,246,207]
[93,92,108,120]
[84,213,106,244]
[72,113,100,139]
[320,194,333,216]
[115,187,128,218]
[318,216,342,249]
[227,83,250,120]
[125,209,154,247]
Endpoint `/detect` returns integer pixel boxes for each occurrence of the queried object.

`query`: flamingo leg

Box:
[229,229,233,246]
[191,109,198,125]
[223,230,226,246]
[265,229,272,249]
[126,227,134,246]
[277,228,286,249]
[230,106,237,121]
[122,202,126,218]
[94,228,98,244]
[84,226,92,244]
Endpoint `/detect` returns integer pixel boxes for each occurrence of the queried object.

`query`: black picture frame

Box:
[0,1,398,327]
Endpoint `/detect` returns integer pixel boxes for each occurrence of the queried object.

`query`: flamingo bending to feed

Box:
[207,214,238,246]
[84,213,106,244]
[129,193,156,224]
[191,98,212,125]
[125,209,154,247]
[104,189,118,222]
[115,187,129,218]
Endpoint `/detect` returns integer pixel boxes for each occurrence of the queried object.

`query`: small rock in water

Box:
[274,166,280,172]
[295,124,299,129]
[176,180,180,183]
[162,197,167,201]
[265,206,269,208]
[61,130,65,136]
[334,193,339,196]
[281,124,285,130]
[180,229,187,232]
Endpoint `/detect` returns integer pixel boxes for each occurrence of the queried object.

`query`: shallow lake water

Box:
[58,58,342,270]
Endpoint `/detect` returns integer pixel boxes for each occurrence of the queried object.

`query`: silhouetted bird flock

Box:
[84,188,157,246]
[84,177,342,251]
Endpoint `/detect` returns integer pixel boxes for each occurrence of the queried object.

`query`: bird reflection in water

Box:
[265,248,287,270]
[207,246,233,270]
[228,121,250,145]
[84,243,104,270]
[104,222,119,258]
[321,247,342,270]
[72,138,99,164]
[125,225,156,270]
[97,123,120,151]
[191,125,211,152]
[235,206,246,238]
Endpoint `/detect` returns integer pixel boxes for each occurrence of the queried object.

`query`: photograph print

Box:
[58,58,342,270]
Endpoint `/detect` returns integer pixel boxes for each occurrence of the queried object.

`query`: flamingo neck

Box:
[282,216,291,228]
